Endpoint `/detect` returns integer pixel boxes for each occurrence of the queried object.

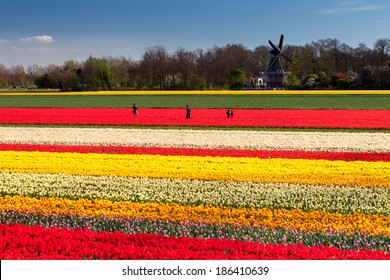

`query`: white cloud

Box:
[20,35,54,43]
[12,46,65,53]
[0,38,9,44]
[319,2,388,14]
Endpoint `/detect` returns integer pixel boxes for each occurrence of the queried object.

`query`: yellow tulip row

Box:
[1,195,389,236]
[1,151,389,187]
[2,90,390,95]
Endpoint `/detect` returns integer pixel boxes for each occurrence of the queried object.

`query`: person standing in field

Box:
[226,109,232,119]
[185,105,191,119]
[132,103,138,116]
[226,109,234,118]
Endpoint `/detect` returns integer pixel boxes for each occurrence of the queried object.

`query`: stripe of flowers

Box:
[1,211,389,253]
[1,108,389,129]
[3,127,389,153]
[1,143,389,162]
[2,151,389,187]
[2,172,389,216]
[2,195,389,236]
[1,223,389,260]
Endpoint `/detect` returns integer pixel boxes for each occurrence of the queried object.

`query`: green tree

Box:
[83,56,114,90]
[227,68,246,90]
[303,73,319,89]
[317,71,330,89]
[286,74,300,88]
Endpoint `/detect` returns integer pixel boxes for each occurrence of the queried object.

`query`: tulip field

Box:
[0,91,390,260]
[1,108,390,128]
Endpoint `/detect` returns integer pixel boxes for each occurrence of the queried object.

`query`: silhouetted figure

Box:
[226,109,232,119]
[226,109,234,118]
[185,105,191,119]
[132,103,138,116]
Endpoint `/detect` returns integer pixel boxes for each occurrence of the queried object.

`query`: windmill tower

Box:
[262,34,292,88]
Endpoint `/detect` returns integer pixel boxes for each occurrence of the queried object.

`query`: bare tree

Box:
[172,47,197,89]
[127,59,140,89]
[352,43,371,72]
[139,45,171,89]
[338,43,353,73]
[373,38,390,67]
[312,38,341,75]
[9,65,27,88]
[195,48,212,89]
[0,64,11,88]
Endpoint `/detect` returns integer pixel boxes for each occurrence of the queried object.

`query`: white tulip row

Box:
[1,172,389,215]
[1,126,389,152]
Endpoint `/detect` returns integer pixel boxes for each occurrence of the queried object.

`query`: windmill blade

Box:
[281,53,292,63]
[279,34,284,50]
[268,40,280,54]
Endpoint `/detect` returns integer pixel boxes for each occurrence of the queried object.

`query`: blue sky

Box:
[0,0,389,67]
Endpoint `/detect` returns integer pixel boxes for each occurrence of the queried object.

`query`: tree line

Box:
[1,37,390,91]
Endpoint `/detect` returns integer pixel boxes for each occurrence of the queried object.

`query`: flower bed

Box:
[1,127,389,152]
[2,194,389,236]
[1,173,389,215]
[1,143,390,161]
[2,223,389,260]
[1,110,390,259]
[1,108,390,128]
[1,150,389,187]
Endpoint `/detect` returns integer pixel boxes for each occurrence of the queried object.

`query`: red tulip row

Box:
[1,223,389,260]
[1,108,389,128]
[1,143,389,162]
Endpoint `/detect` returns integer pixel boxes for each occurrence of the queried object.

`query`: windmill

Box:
[262,34,292,88]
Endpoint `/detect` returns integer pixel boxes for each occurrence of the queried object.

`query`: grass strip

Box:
[1,94,390,109]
